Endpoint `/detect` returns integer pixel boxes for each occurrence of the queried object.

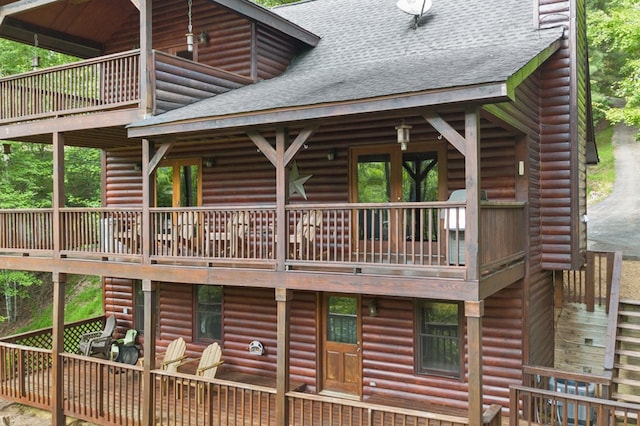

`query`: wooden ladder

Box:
[612,299,640,405]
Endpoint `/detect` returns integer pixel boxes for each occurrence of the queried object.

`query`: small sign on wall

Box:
[249,340,264,355]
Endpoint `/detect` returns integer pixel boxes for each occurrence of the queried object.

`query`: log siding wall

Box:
[104,0,302,82]
[538,0,588,270]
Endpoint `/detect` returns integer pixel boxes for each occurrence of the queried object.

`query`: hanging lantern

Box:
[32,34,40,70]
[395,121,412,151]
[186,0,194,52]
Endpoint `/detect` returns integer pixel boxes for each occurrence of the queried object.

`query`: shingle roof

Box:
[129,0,564,131]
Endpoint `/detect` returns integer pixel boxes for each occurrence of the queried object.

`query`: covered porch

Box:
[0,322,502,426]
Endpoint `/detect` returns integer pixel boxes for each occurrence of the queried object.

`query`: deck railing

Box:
[510,384,640,425]
[557,250,620,312]
[0,50,140,123]
[0,343,52,411]
[0,203,525,275]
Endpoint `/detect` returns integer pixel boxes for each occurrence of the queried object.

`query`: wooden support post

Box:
[142,139,151,263]
[142,279,157,426]
[465,300,484,426]
[464,108,481,281]
[51,272,66,426]
[140,0,153,114]
[275,128,288,272]
[275,288,292,425]
[52,132,65,257]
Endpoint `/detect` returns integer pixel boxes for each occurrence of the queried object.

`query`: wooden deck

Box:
[554,302,608,376]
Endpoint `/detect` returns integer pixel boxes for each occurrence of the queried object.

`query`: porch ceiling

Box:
[0,0,138,57]
[10,125,134,149]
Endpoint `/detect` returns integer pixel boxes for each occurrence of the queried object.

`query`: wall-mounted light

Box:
[133,162,142,171]
[369,299,378,317]
[204,157,215,167]
[327,148,336,161]
[395,121,412,151]
[199,31,210,45]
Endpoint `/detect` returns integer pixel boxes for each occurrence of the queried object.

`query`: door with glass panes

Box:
[321,294,361,397]
[155,159,202,255]
[350,143,446,256]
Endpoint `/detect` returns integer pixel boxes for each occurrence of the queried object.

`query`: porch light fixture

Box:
[133,162,142,171]
[186,0,194,52]
[396,121,412,151]
[369,299,378,317]
[204,157,215,167]
[327,149,336,161]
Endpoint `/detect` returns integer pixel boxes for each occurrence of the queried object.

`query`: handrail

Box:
[604,250,623,370]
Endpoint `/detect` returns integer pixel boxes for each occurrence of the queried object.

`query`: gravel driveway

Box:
[588,123,640,260]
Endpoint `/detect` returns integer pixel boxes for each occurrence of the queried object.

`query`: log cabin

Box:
[0,0,600,425]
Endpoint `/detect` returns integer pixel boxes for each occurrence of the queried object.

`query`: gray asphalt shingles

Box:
[130,0,564,129]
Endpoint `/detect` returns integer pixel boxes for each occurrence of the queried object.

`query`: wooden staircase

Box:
[612,299,640,405]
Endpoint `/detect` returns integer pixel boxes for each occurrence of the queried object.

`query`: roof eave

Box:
[505,37,564,99]
[128,82,510,139]
[212,0,320,47]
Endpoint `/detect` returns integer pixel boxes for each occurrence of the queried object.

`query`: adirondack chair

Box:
[78,315,117,357]
[179,342,224,402]
[140,337,187,395]
[290,210,323,259]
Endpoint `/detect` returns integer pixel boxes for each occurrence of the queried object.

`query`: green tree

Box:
[588,0,640,127]
[0,271,42,322]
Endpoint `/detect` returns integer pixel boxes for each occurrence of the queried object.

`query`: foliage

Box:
[0,39,76,76]
[588,0,640,128]
[254,0,298,7]
[587,126,615,203]
[16,275,103,333]
[0,271,42,323]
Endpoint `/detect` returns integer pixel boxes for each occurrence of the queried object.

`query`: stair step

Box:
[618,322,640,332]
[615,346,640,355]
[614,362,640,373]
[620,299,640,307]
[617,335,640,345]
[612,377,640,387]
[613,392,640,405]
[619,309,640,319]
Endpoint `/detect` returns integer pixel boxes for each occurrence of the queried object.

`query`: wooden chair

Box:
[179,342,224,402]
[290,210,323,259]
[140,337,187,395]
[207,211,249,257]
[78,315,116,357]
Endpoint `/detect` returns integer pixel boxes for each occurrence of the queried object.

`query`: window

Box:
[416,301,461,377]
[133,280,159,336]
[195,286,223,341]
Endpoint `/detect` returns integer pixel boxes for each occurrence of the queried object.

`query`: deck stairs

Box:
[611,299,640,405]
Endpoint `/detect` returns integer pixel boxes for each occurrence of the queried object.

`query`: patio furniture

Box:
[290,210,322,259]
[179,342,224,402]
[78,315,117,357]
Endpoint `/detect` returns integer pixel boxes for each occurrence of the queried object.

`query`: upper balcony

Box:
[0,49,252,131]
[0,201,526,287]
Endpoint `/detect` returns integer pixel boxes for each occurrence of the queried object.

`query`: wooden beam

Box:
[423,112,467,156]
[284,124,318,166]
[52,132,64,257]
[148,141,173,176]
[275,288,292,425]
[142,139,151,263]
[1,108,143,141]
[465,300,484,426]
[142,279,157,426]
[51,272,66,426]
[275,128,287,271]
[464,108,481,281]
[129,0,140,10]
[139,0,152,114]
[0,255,485,300]
[247,131,276,166]
[128,83,510,139]
[0,0,61,17]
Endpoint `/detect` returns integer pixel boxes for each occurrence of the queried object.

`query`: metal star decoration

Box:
[289,161,312,200]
